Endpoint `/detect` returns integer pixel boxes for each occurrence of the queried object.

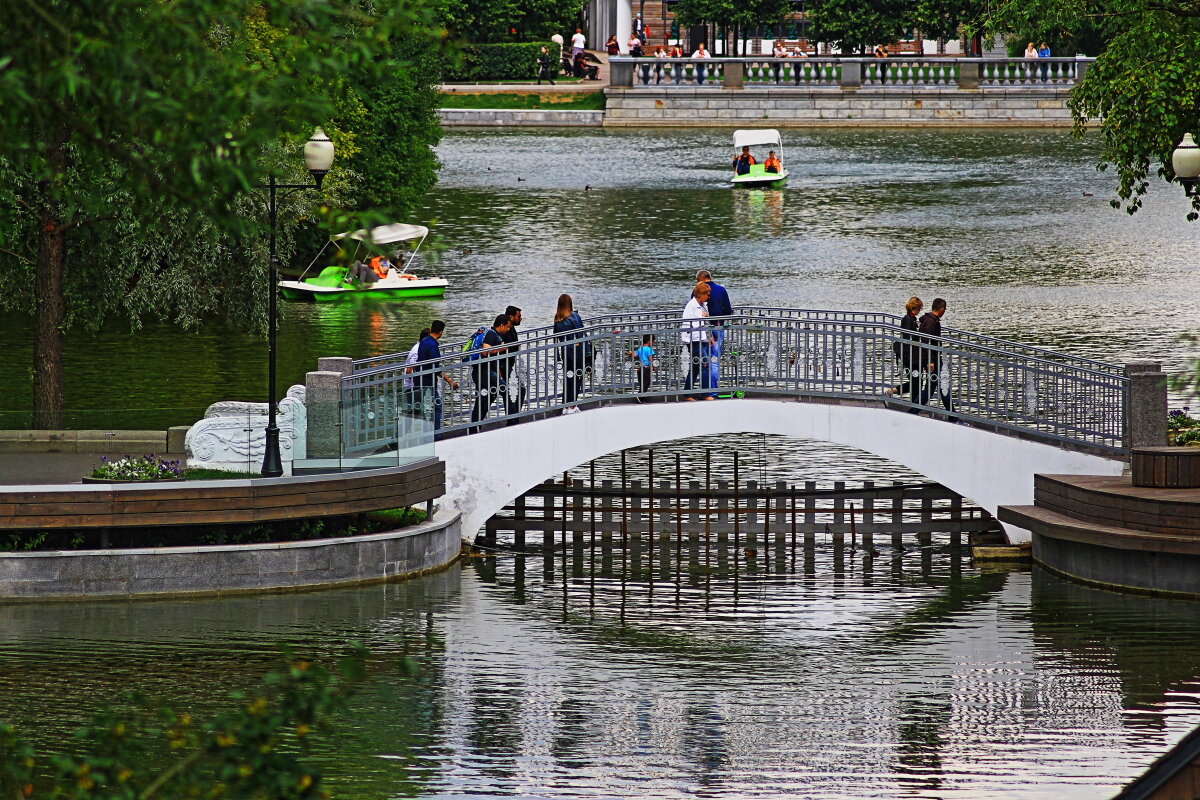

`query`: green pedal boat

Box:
[279,222,449,303]
[730,128,789,188]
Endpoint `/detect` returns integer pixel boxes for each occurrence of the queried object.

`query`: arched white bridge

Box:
[338,308,1149,543]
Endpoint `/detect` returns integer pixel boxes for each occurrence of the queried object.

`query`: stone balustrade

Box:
[609,57,1093,90]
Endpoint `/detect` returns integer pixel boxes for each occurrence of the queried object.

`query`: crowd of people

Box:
[402,281,954,438]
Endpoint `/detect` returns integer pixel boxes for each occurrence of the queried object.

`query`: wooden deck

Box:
[0,459,444,530]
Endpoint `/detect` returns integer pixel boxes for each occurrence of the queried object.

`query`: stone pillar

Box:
[839,60,861,89]
[616,0,632,53]
[609,59,634,87]
[1125,362,1167,449]
[1076,57,1090,83]
[722,61,744,89]
[307,357,353,460]
[958,61,981,89]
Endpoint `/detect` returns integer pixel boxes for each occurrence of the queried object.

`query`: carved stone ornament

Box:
[185,385,307,474]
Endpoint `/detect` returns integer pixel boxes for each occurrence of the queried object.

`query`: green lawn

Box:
[439,91,606,111]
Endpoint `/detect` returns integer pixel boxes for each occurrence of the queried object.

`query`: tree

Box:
[0,650,385,798]
[913,0,983,44]
[434,0,584,43]
[0,0,446,428]
[805,0,912,54]
[984,0,1200,216]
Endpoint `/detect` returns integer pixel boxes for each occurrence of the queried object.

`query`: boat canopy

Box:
[732,129,783,149]
[333,223,429,245]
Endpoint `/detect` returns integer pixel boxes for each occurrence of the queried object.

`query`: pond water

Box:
[4,556,1200,799]
[1,127,1197,428]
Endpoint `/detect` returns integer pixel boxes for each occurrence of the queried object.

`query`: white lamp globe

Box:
[1172,132,1200,180]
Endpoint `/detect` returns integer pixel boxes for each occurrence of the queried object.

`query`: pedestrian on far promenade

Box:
[571,28,586,58]
[470,313,512,430]
[554,294,590,413]
[635,334,657,401]
[918,298,953,411]
[415,321,458,435]
[696,269,731,397]
[668,44,684,84]
[500,305,526,425]
[873,44,889,84]
[1037,41,1051,81]
[537,46,556,85]
[681,282,714,400]
[885,296,922,412]
[691,42,710,85]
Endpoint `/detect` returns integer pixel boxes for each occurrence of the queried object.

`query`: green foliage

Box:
[0,650,381,798]
[673,0,791,28]
[1167,409,1200,430]
[984,0,1200,216]
[439,91,605,109]
[1175,428,1200,446]
[90,455,183,481]
[913,0,983,42]
[443,42,554,81]
[806,0,913,53]
[434,0,583,43]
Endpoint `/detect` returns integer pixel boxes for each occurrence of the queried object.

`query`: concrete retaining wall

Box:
[0,429,177,454]
[0,511,462,600]
[604,87,1075,126]
[438,109,604,127]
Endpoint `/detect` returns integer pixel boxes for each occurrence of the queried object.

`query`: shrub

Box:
[444,42,555,82]
[1168,409,1199,430]
[1175,429,1200,446]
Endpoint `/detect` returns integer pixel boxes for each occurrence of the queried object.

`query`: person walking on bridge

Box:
[696,269,731,398]
[886,296,923,411]
[554,294,590,413]
[415,321,458,436]
[681,282,715,400]
[918,298,954,412]
[470,314,513,431]
[500,305,526,425]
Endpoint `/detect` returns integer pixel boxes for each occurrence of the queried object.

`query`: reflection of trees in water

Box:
[1030,567,1200,737]
[893,694,951,792]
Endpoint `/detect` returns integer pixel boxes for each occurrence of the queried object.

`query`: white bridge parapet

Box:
[435,399,1125,545]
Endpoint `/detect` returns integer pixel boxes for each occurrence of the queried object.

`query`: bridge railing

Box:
[607,57,1093,89]
[341,313,1127,457]
[351,307,1125,380]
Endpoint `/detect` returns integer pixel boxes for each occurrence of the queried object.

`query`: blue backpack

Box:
[462,327,490,362]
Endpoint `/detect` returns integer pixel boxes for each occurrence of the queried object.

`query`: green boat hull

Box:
[280,266,447,302]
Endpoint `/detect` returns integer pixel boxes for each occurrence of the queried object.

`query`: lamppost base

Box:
[262,426,284,478]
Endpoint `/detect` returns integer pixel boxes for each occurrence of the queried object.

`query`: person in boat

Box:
[732,145,756,175]
[369,254,392,280]
[354,259,378,285]
[764,151,782,173]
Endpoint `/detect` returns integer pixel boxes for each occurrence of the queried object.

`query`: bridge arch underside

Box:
[436,400,1125,545]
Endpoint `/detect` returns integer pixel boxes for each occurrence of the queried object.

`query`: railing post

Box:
[1076,56,1090,83]
[1124,362,1167,449]
[723,60,744,89]
[609,58,634,87]
[839,59,861,89]
[307,357,353,460]
[958,61,981,89]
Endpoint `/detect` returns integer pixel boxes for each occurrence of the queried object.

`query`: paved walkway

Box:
[0,453,134,485]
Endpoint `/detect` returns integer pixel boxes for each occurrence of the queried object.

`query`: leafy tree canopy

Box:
[673,0,792,29]
[433,0,584,43]
[913,0,983,43]
[0,0,449,426]
[985,0,1200,216]
[805,0,912,53]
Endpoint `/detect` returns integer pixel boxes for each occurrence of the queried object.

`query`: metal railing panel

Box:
[342,314,1128,458]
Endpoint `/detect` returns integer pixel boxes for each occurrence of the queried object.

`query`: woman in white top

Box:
[681,282,715,399]
[772,40,788,83]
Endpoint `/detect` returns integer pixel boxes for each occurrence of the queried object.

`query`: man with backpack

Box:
[498,305,526,425]
[467,313,514,431]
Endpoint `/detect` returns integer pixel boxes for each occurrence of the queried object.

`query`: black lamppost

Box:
[1172,133,1200,197]
[259,126,335,478]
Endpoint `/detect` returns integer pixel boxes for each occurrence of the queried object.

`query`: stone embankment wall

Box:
[0,511,462,600]
[438,109,604,127]
[603,87,1074,127]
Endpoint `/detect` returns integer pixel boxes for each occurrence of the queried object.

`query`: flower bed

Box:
[1168,409,1200,446]
[89,454,183,481]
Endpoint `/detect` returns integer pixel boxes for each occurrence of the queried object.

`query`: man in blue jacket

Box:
[696,270,732,397]
[414,320,458,434]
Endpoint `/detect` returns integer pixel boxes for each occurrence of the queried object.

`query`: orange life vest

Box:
[370,256,388,279]
[764,156,782,171]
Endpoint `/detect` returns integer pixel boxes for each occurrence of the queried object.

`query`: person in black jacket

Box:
[918,298,953,411]
[886,296,923,411]
[536,46,556,85]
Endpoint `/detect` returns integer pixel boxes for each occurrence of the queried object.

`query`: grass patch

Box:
[440,91,605,111]
[185,467,254,480]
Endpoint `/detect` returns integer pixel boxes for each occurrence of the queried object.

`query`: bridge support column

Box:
[306,357,353,460]
[1124,362,1167,449]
